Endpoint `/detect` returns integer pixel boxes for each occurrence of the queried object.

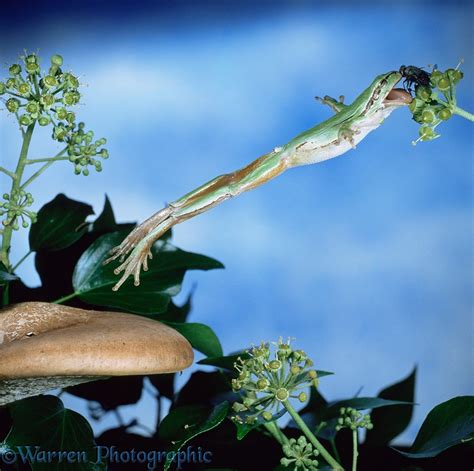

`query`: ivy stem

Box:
[264,421,289,446]
[283,400,344,470]
[452,105,474,122]
[53,292,78,304]
[12,250,32,272]
[21,148,68,191]
[0,167,16,179]
[0,123,35,270]
[352,429,358,471]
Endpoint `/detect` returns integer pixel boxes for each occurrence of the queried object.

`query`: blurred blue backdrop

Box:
[1,0,472,444]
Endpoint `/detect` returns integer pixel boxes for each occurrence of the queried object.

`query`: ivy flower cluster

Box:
[408,62,464,145]
[335,407,373,432]
[281,436,320,471]
[0,53,108,175]
[231,338,318,425]
[1,190,36,230]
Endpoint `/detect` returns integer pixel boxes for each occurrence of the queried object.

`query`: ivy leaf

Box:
[396,396,474,458]
[3,395,105,471]
[92,195,135,234]
[0,262,18,284]
[323,397,414,420]
[72,231,223,314]
[197,351,250,370]
[159,402,229,471]
[365,367,417,445]
[29,194,94,252]
[163,321,223,358]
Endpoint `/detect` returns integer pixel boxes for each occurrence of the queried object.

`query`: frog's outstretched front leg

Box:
[315,95,347,113]
[104,148,290,290]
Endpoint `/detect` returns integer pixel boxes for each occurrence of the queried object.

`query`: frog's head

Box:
[365,71,412,114]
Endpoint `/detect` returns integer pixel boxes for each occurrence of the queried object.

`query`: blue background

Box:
[1,0,472,444]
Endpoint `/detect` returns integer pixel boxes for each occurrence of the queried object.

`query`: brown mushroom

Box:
[0,302,194,406]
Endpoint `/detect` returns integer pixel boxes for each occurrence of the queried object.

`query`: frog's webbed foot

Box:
[109,236,155,291]
[315,95,346,114]
[339,126,360,149]
[103,205,174,290]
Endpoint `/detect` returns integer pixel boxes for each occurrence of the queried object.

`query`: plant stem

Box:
[0,167,16,179]
[330,438,342,464]
[26,155,69,164]
[452,105,474,122]
[21,148,68,190]
[264,421,289,446]
[0,123,35,270]
[284,400,343,470]
[12,250,32,272]
[53,292,78,304]
[352,429,358,471]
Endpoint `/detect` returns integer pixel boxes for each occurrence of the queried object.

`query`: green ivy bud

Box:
[446,68,463,84]
[26,101,40,114]
[430,70,442,87]
[51,54,63,67]
[6,98,20,113]
[262,411,273,421]
[63,91,80,106]
[18,82,31,95]
[437,107,452,121]
[43,75,58,88]
[256,378,269,390]
[415,86,431,102]
[56,107,68,120]
[9,64,22,75]
[22,220,29,228]
[437,77,450,91]
[19,114,32,126]
[6,78,16,89]
[290,364,301,375]
[308,370,318,379]
[82,168,89,176]
[63,73,79,89]
[66,112,76,123]
[0,82,6,95]
[40,94,55,108]
[74,165,81,175]
[25,54,38,64]
[275,388,289,402]
[268,360,282,371]
[25,62,40,75]
[38,116,51,126]
[421,109,435,124]
[298,392,307,403]
[419,126,435,140]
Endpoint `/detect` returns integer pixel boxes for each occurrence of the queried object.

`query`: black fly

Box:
[399,65,431,93]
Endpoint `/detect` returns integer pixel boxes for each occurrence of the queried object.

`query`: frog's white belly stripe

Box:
[290,106,396,166]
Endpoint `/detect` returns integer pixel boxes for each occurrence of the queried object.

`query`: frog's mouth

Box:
[384,87,412,105]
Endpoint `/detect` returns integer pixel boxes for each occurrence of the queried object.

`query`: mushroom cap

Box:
[0,302,194,405]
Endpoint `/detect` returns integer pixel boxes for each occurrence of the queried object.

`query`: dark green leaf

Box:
[396,396,474,458]
[72,231,223,314]
[324,397,414,420]
[0,264,18,284]
[4,395,105,471]
[197,351,250,370]
[92,195,135,233]
[164,321,223,357]
[174,371,234,409]
[154,292,193,323]
[365,367,417,445]
[29,194,94,251]
[159,402,229,471]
